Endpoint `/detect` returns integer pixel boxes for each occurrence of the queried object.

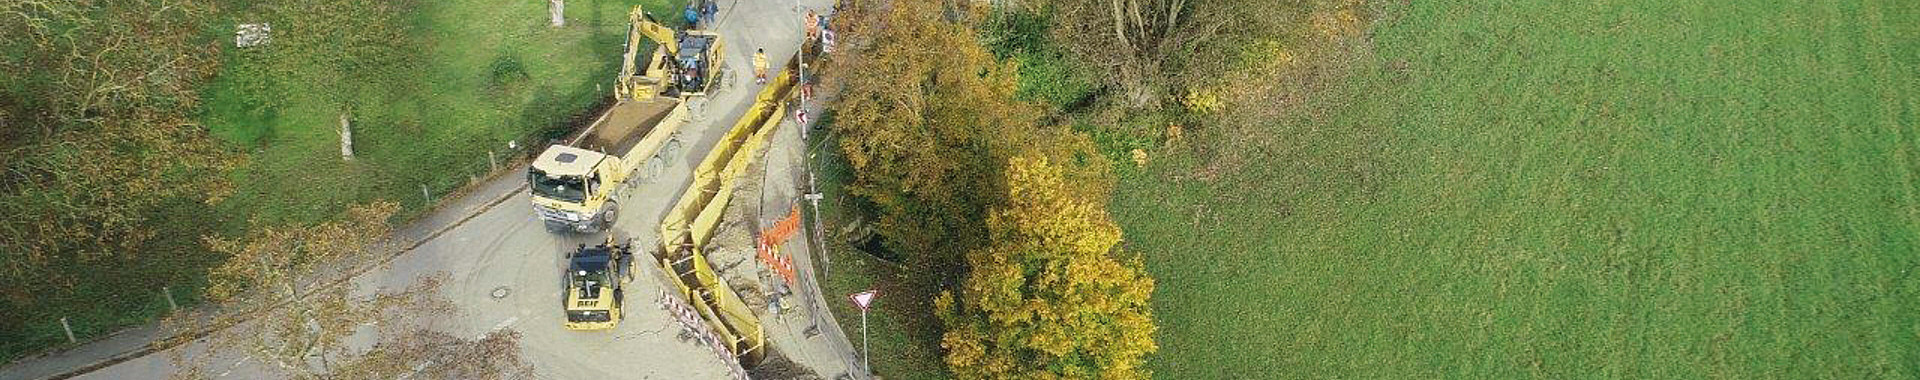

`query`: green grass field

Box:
[1112,0,1919,378]
[203,0,681,226]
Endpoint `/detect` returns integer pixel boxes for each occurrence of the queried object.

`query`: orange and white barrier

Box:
[757,205,803,284]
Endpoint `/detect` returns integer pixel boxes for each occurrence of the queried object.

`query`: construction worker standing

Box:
[702,0,718,27]
[684,4,700,28]
[805,10,819,41]
[753,48,769,84]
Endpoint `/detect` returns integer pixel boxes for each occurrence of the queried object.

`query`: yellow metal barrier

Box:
[653,55,799,366]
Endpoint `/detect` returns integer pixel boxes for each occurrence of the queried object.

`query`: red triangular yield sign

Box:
[849,290,876,311]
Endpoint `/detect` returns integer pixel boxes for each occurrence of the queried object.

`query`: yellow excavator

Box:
[617,9,725,101]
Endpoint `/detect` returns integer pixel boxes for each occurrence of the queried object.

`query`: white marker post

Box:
[849,290,876,377]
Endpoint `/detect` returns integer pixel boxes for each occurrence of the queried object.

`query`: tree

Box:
[0,0,236,355]
[1043,0,1302,108]
[169,277,532,380]
[171,201,531,380]
[339,328,534,380]
[195,201,402,378]
[825,0,1047,266]
[204,202,400,305]
[935,153,1156,380]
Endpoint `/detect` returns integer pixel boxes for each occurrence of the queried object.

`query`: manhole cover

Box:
[491,286,511,299]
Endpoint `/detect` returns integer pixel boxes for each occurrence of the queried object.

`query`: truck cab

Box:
[563,239,630,330]
[530,146,628,233]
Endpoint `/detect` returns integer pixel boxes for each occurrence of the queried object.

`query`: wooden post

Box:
[339,113,354,160]
[422,184,432,204]
[163,286,179,312]
[549,0,565,27]
[60,317,76,343]
[489,150,498,171]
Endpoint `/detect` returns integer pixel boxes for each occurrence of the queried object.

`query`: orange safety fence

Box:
[756,205,802,284]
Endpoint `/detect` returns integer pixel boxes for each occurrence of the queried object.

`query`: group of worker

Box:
[752,9,831,86]
[683,0,718,29]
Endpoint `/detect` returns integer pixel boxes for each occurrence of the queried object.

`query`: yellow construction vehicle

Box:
[530,5,723,233]
[617,9,725,101]
[528,99,686,233]
[563,237,634,330]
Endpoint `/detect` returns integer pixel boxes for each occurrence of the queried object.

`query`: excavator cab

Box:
[673,33,719,95]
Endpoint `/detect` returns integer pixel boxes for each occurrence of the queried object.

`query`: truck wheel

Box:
[645,156,665,181]
[600,201,619,231]
[663,138,684,160]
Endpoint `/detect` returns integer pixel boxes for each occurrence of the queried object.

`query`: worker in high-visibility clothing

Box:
[753,48,769,85]
[805,10,819,41]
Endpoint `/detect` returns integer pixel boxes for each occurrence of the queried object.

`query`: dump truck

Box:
[528,99,688,233]
[563,237,634,330]
[529,6,724,233]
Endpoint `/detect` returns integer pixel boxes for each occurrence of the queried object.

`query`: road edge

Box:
[20,170,531,380]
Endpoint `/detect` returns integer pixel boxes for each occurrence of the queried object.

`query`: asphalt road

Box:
[10,1,844,378]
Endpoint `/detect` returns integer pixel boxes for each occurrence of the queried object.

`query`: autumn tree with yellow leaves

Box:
[825,0,1045,266]
[824,1,1159,377]
[936,153,1157,379]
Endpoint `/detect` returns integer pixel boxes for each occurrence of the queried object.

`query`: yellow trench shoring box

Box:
[653,55,800,366]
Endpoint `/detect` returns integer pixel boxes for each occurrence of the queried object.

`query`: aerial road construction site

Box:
[0,1,859,379]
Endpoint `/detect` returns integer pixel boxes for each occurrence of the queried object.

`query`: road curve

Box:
[17,1,847,379]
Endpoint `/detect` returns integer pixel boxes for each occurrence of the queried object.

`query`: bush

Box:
[936,152,1155,380]
[983,10,1098,111]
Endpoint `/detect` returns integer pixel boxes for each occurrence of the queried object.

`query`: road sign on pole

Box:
[849,290,876,311]
[850,289,876,377]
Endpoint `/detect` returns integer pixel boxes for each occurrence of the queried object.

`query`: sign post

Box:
[849,290,877,377]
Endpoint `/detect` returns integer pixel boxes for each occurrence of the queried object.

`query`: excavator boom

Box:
[616,7,721,101]
[618,10,681,101]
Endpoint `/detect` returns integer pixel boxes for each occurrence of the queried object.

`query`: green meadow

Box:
[1113,0,1919,378]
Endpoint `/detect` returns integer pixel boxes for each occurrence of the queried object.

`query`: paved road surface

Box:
[2,1,848,379]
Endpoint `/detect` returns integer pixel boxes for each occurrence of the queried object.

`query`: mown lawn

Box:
[1113,0,1919,378]
[203,0,682,226]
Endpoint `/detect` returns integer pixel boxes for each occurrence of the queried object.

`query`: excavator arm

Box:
[617,8,680,101]
[631,10,679,57]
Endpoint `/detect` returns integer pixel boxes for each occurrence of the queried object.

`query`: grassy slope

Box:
[203,0,679,226]
[809,131,954,380]
[1115,0,1919,378]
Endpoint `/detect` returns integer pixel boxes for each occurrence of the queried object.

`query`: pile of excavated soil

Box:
[747,348,825,380]
[705,152,778,311]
